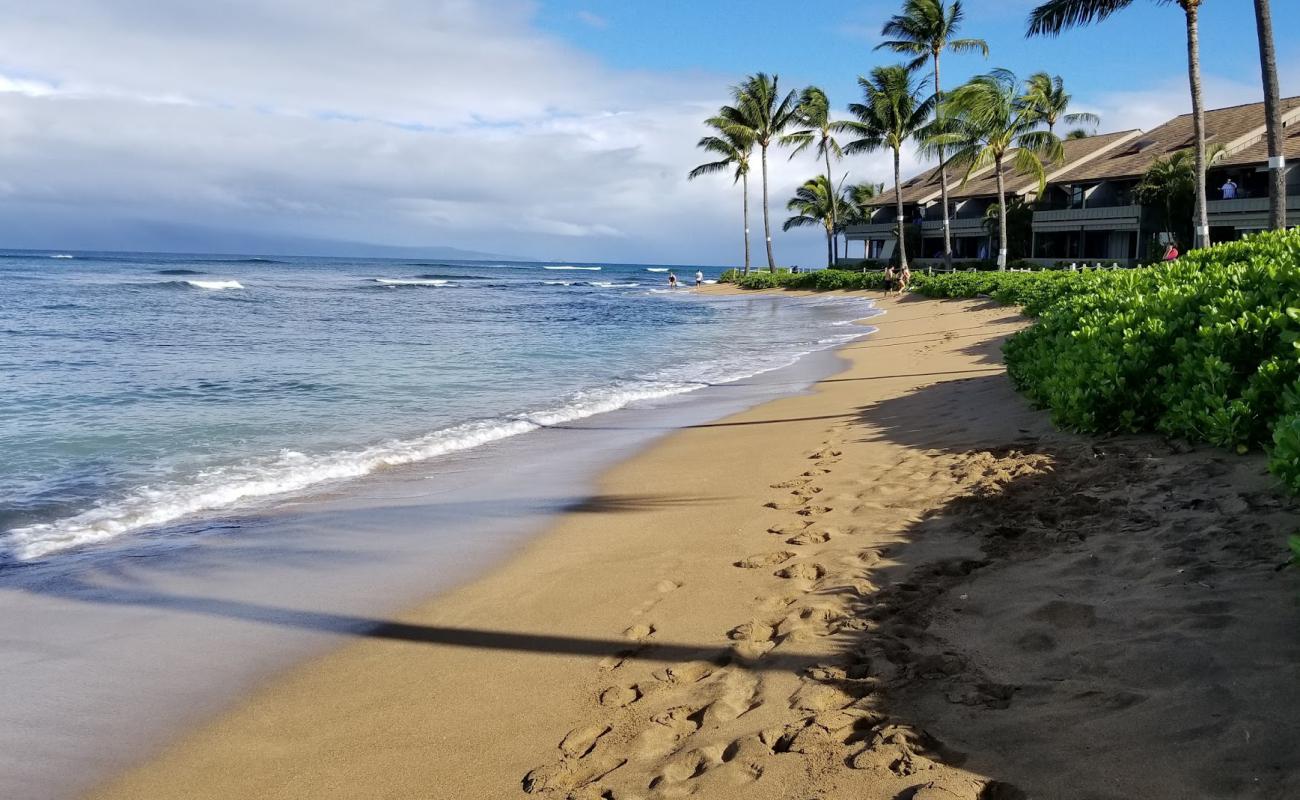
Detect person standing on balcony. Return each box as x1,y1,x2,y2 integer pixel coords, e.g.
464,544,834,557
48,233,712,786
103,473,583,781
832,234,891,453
1221,177,1239,200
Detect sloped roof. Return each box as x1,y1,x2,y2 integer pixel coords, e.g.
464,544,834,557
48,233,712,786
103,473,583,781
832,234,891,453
947,129,1141,200
1052,96,1300,183
1214,122,1300,168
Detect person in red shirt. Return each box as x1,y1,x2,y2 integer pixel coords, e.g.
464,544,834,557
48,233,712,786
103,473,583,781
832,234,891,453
1163,243,1180,262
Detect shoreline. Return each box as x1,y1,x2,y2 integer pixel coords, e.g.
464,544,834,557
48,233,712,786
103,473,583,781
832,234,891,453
85,294,1300,799
0,290,881,800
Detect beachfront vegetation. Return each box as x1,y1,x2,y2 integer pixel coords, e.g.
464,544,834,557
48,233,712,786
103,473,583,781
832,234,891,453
843,66,936,271
783,176,853,268
1022,72,1099,134
688,118,756,274
782,88,850,266
927,230,1300,496
876,0,989,267
722,268,891,292
718,74,801,271
927,69,1063,271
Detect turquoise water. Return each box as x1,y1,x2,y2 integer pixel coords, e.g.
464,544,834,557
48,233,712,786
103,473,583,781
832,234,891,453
0,251,877,563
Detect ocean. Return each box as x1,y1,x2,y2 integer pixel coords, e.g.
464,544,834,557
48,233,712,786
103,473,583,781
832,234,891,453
0,250,879,565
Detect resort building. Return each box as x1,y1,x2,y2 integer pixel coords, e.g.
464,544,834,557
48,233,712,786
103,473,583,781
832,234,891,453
846,97,1300,265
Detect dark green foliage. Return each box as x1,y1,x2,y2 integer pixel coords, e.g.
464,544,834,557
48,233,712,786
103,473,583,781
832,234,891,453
726,268,890,291
997,230,1300,491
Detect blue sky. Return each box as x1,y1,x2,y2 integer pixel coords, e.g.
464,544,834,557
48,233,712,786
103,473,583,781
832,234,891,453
0,1,1293,266
536,0,1297,111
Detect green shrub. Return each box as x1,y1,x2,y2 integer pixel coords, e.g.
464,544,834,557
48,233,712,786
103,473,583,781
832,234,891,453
729,268,889,292
999,230,1300,490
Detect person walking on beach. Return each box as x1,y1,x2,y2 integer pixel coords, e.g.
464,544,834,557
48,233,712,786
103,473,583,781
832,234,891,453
898,263,912,295
883,265,898,297
668,271,678,289
694,270,704,287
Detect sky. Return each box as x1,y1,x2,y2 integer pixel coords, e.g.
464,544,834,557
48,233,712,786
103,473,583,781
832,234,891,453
0,0,1295,266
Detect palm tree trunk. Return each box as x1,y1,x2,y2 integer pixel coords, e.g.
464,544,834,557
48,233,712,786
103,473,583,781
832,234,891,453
1254,0,1286,230
894,148,908,270
761,144,776,271
995,156,1009,271
934,52,954,269
825,226,834,268
1184,1,1210,250
824,147,837,267
742,172,751,275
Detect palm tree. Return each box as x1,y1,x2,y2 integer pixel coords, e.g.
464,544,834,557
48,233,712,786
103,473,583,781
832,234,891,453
929,69,1063,270
877,0,989,269
720,74,801,271
1253,0,1285,230
783,175,849,267
1023,72,1100,134
782,87,850,265
1066,127,1093,140
844,66,936,270
842,182,887,259
1027,0,1212,251
688,116,756,274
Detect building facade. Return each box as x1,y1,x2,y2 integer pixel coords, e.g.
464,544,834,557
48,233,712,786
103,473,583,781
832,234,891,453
845,97,1300,266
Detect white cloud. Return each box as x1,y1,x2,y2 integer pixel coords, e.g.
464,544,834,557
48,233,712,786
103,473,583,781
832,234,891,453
0,0,1049,266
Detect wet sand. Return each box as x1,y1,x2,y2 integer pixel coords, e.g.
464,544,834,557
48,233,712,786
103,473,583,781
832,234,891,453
85,294,1300,800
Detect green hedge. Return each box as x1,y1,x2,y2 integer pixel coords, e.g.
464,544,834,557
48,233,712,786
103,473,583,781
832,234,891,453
724,268,890,291
998,230,1300,492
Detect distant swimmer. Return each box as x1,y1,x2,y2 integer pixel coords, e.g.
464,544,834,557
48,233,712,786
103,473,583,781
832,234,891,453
668,271,678,289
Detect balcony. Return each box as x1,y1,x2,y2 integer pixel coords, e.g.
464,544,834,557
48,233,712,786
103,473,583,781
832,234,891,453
1033,204,1143,232
921,217,988,237
843,221,903,239
1207,195,1300,214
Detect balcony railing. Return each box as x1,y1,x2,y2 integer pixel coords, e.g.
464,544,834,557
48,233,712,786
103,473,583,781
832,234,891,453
1207,196,1300,215
1033,204,1142,223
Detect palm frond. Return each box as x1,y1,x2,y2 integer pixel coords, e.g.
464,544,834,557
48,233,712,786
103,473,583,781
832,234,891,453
1026,0,1143,37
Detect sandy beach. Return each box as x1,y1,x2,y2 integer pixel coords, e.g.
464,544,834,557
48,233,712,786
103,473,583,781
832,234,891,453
85,293,1300,800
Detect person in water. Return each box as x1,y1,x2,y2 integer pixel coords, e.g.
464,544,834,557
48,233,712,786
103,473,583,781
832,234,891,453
668,272,678,289
694,270,704,287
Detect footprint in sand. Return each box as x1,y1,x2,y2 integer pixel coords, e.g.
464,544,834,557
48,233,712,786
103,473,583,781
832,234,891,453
623,622,657,641
767,520,813,536
764,496,807,511
734,551,797,569
770,477,812,489
652,661,715,686
796,505,833,517
559,723,612,759
787,530,831,546
599,685,640,708
775,563,826,581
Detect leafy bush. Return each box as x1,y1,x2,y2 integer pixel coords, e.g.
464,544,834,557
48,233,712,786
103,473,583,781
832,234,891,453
729,268,890,292
1000,230,1300,490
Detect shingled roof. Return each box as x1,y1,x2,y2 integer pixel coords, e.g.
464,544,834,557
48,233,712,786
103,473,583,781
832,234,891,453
947,129,1142,200
1052,96,1300,184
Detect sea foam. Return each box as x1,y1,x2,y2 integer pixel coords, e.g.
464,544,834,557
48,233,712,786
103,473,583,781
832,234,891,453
186,280,244,290
373,278,449,287
1,308,879,562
